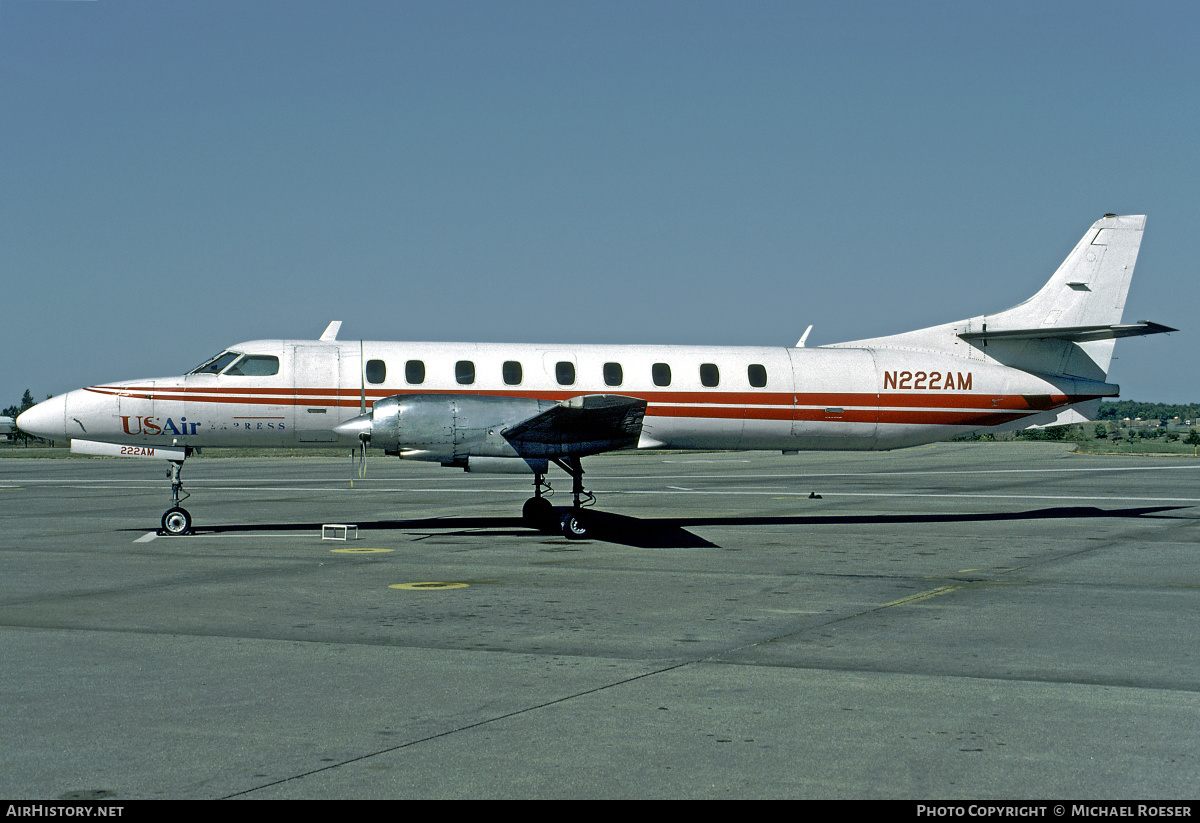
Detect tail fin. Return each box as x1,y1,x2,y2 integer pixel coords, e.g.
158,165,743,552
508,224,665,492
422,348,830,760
982,213,1144,334
830,214,1173,381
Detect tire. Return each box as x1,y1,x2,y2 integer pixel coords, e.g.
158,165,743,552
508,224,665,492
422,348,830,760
559,510,590,540
161,507,192,536
522,496,554,527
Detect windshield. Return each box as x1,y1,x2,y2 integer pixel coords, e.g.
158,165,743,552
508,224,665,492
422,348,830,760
188,351,242,375
223,355,280,376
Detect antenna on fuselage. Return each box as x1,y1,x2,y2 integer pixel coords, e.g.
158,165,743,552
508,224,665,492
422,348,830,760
320,321,342,341
796,325,813,347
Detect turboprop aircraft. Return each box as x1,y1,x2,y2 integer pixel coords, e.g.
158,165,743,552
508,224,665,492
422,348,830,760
17,214,1174,539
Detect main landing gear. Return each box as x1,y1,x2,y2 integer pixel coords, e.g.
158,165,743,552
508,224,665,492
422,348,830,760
521,456,596,540
159,457,194,536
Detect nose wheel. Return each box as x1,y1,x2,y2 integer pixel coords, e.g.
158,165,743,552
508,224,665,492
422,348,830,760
157,458,194,536
161,506,192,536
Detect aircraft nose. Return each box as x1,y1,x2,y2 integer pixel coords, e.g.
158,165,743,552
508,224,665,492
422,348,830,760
16,394,68,441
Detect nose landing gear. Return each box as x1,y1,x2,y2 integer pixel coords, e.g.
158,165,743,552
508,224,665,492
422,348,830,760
158,458,193,536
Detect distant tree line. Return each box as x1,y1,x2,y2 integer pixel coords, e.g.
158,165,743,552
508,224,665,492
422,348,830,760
1096,400,1200,422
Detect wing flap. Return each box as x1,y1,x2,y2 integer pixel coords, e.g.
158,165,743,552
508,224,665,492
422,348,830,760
502,394,647,457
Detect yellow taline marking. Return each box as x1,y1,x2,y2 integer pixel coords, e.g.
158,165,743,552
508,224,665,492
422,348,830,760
389,582,469,590
330,547,393,554
879,585,962,608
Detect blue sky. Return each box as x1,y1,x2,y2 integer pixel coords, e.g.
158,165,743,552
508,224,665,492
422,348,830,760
2,1,1196,406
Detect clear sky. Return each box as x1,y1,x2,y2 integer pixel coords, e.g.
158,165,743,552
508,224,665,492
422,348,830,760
2,1,1196,406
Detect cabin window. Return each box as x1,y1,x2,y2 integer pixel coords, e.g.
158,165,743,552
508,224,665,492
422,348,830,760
652,362,671,387
365,360,386,384
223,355,280,377
556,361,575,386
456,360,475,385
405,360,425,384
503,361,523,385
189,351,240,375
603,362,623,387
747,364,767,388
700,363,720,387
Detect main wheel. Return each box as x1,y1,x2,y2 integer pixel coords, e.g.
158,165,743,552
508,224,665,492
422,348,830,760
161,506,192,536
559,510,590,540
522,496,554,528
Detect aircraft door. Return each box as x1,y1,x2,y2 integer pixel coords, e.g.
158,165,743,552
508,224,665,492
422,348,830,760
293,346,341,442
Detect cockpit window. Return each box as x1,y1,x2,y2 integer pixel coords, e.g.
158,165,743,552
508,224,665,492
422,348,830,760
189,351,241,375
223,355,280,376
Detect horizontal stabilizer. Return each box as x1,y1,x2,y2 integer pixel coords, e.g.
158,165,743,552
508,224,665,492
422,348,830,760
958,321,1176,344
503,394,647,457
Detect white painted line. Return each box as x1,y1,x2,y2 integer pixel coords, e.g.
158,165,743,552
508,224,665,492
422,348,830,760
606,464,1200,481
134,532,158,543
618,489,1200,504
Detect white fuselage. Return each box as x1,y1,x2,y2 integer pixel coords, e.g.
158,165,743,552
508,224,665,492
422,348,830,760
28,338,1114,456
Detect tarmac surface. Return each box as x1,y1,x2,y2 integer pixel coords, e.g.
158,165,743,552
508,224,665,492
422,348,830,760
0,442,1197,799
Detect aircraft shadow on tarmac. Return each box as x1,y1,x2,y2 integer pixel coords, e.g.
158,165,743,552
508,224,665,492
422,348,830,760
159,505,1190,550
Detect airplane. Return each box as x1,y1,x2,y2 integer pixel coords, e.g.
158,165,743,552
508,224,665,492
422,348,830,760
16,214,1175,539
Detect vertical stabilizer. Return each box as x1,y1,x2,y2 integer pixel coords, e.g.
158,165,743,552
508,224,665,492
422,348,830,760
828,215,1157,381
982,213,1144,333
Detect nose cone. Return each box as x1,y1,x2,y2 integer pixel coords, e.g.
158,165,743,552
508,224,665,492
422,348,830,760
16,394,68,440
334,413,373,440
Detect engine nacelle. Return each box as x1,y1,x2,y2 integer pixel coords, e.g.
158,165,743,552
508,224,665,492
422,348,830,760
346,394,554,463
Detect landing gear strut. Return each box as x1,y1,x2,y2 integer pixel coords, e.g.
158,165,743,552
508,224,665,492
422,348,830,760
522,472,554,527
520,456,596,539
553,456,594,540
158,458,193,536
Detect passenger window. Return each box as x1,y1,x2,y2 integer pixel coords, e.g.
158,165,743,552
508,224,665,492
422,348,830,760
556,361,575,386
748,364,767,388
405,360,425,384
503,361,522,385
603,362,623,387
365,360,386,384
700,363,719,387
652,363,671,387
456,360,475,385
224,355,280,376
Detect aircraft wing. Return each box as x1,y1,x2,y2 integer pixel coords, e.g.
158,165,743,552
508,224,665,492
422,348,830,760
502,394,647,458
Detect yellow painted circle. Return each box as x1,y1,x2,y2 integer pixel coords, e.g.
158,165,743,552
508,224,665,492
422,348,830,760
389,582,470,590
330,548,394,554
